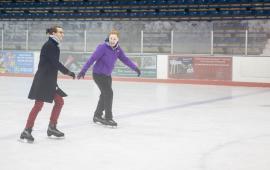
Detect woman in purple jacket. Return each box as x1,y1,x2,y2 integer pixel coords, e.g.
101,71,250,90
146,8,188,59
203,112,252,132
77,29,141,126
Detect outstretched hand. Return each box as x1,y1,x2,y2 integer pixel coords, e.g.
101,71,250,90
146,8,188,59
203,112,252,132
134,67,141,77
67,71,75,79
77,71,85,79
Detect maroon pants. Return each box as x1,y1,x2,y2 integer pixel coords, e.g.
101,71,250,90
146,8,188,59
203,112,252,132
25,93,64,129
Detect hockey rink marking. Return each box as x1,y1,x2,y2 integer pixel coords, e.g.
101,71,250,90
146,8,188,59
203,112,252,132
116,88,270,119
0,89,269,141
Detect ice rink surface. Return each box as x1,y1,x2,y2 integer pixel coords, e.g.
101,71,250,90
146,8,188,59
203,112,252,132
1,76,270,170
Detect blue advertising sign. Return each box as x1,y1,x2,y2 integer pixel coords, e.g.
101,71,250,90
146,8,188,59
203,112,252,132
0,51,34,74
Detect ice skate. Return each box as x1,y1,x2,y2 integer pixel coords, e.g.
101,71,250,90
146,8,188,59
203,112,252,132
47,124,65,138
19,128,34,143
93,116,117,127
103,118,117,127
93,115,107,124
93,115,113,127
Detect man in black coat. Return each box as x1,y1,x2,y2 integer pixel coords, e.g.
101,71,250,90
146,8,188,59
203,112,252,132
20,26,75,142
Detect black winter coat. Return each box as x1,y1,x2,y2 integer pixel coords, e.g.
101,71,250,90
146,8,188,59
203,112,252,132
28,37,69,103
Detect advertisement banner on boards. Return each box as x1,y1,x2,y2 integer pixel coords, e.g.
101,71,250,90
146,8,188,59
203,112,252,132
168,55,232,80
112,55,156,78
60,52,157,78
0,51,34,74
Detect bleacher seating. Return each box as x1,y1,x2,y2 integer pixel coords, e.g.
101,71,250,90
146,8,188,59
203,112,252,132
0,0,270,21
1,0,270,55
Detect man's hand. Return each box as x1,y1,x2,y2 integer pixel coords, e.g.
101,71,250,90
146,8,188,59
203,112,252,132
134,67,141,77
67,71,75,79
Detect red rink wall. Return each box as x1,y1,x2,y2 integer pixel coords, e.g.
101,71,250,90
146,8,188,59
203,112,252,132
167,55,232,81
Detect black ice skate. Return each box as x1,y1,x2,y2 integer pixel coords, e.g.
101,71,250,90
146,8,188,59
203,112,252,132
93,115,106,124
104,118,117,127
93,116,117,127
47,124,65,138
19,128,34,143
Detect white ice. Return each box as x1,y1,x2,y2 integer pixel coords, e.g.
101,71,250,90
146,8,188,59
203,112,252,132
1,76,270,170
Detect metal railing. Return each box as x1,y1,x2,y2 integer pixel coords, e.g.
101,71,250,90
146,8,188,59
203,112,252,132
0,29,269,56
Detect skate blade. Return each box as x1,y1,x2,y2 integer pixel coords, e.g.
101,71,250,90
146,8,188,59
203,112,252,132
109,125,117,129
94,122,117,128
101,124,117,128
47,136,65,140
104,124,117,128
93,121,106,126
17,138,34,144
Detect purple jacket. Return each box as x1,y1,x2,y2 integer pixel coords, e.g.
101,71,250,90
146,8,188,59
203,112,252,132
81,43,137,76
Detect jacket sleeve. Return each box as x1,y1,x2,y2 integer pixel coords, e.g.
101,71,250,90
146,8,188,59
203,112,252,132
81,44,104,73
46,44,70,75
118,47,137,70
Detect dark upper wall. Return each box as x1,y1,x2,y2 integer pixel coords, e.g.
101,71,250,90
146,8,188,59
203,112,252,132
0,0,270,21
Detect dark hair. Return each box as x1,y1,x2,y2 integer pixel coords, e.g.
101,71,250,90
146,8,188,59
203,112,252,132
46,26,62,35
46,28,52,35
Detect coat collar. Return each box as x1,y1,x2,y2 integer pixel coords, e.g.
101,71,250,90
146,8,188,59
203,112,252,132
49,37,59,46
105,41,119,51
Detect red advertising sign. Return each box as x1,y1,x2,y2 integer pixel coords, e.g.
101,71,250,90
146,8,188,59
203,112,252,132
168,56,232,80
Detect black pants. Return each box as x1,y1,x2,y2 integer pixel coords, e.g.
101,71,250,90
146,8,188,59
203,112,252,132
93,73,113,119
